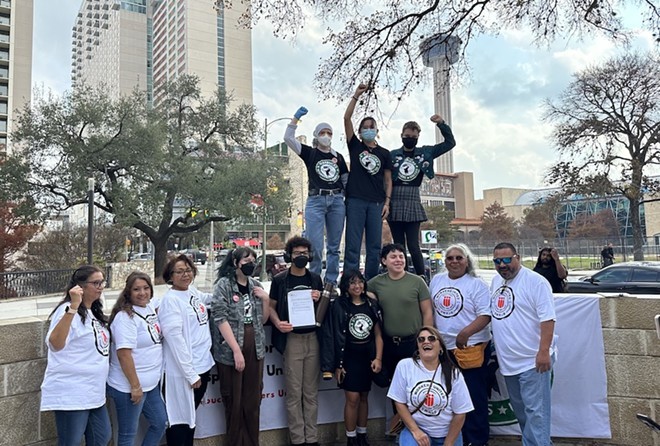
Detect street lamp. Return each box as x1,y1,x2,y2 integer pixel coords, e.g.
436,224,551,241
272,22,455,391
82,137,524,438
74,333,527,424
260,116,290,281
87,178,94,264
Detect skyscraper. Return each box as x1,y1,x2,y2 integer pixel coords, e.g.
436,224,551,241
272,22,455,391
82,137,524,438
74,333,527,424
1,0,33,156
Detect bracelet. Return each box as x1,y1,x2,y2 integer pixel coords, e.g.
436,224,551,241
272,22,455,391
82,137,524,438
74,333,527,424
352,96,359,101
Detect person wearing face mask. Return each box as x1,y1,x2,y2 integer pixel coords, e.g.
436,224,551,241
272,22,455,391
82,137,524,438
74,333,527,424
284,108,349,285
344,83,393,280
269,236,324,446
208,248,270,446
389,116,456,281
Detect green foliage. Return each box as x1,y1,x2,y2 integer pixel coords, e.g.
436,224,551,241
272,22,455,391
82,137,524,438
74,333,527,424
520,195,561,240
2,75,289,278
422,205,457,244
480,202,515,242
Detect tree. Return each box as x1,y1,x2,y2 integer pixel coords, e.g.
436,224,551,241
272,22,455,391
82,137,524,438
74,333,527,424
2,75,290,280
567,209,619,240
0,202,40,272
521,195,561,240
480,202,515,242
422,205,456,245
544,53,660,260
230,0,659,104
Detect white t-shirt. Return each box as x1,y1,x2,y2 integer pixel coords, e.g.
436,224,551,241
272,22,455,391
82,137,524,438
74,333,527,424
107,303,163,392
159,286,214,382
41,304,110,411
429,273,491,350
388,358,474,438
490,266,557,375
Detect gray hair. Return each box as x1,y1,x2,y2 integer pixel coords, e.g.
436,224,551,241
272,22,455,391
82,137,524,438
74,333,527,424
445,243,478,277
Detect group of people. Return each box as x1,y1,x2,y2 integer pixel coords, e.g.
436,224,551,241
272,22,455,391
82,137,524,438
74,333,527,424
40,84,558,446
284,83,456,285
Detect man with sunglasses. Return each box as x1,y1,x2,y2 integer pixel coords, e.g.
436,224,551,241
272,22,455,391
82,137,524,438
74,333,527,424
490,242,557,446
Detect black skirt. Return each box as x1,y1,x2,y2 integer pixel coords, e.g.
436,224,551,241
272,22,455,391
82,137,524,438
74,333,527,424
340,342,374,392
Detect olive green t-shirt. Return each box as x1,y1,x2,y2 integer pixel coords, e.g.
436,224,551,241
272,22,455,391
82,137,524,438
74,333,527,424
367,272,430,337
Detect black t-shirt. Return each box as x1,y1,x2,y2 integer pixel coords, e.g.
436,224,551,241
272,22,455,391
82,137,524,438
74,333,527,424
299,145,349,191
392,149,425,187
533,265,565,293
345,135,392,202
346,301,377,344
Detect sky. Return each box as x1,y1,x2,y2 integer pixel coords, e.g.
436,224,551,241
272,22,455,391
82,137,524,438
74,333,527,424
31,1,656,199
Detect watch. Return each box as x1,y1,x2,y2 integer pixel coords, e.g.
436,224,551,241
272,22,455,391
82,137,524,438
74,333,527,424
65,306,78,314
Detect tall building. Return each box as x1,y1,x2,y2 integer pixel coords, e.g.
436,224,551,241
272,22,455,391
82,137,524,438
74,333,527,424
151,0,252,105
1,0,33,156
72,0,150,101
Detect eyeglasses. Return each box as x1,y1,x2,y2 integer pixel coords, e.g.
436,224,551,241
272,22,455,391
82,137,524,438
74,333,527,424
445,255,464,262
173,269,193,275
292,251,309,256
493,257,514,265
417,335,438,343
349,279,364,285
86,280,106,289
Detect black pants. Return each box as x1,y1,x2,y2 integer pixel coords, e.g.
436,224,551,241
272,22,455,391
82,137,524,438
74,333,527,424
165,370,211,446
388,221,424,275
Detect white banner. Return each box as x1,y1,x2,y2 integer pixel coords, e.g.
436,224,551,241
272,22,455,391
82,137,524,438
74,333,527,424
194,295,610,439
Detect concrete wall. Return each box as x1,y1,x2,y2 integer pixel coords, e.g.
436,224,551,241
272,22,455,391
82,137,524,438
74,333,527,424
1,297,657,445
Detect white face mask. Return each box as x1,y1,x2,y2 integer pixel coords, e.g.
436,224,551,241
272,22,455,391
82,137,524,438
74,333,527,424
317,135,332,147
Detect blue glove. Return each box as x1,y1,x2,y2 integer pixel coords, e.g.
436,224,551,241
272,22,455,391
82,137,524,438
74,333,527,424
294,106,308,120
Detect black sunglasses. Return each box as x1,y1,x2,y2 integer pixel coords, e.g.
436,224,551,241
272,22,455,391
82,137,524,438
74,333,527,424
417,335,438,343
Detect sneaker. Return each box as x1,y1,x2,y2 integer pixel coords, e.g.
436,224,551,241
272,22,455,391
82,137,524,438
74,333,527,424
357,432,370,446
346,437,359,446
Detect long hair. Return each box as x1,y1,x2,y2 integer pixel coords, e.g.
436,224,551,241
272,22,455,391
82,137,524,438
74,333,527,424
338,269,368,300
444,243,478,277
49,265,107,325
412,325,457,395
216,247,257,282
109,271,154,324
534,247,555,270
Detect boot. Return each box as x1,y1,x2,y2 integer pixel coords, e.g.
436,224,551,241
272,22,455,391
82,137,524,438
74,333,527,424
346,436,359,446
357,432,370,446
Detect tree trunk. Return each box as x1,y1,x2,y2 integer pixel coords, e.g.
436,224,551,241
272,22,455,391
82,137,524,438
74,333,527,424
152,236,170,284
629,165,645,261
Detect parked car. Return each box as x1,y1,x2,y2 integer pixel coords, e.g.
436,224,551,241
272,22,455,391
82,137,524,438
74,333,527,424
253,253,288,280
215,249,231,264
565,262,660,295
181,249,208,265
129,252,153,261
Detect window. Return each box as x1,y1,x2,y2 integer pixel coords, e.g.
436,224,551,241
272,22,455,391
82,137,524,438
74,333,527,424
594,268,630,283
0,67,7,78
0,32,8,43
0,119,6,132
0,101,7,113
0,50,8,61
0,84,7,95
0,14,9,25
631,269,660,282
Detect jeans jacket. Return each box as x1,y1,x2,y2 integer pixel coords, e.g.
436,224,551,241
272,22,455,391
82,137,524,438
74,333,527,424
208,276,267,366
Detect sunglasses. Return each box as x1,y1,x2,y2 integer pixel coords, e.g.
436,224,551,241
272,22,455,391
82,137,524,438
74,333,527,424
417,335,438,343
493,257,514,265
445,255,464,261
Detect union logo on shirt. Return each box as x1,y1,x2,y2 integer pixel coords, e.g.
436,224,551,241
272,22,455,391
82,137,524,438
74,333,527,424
410,380,449,416
432,287,464,318
189,295,209,325
91,318,110,356
315,159,340,183
397,158,421,182
145,314,163,344
491,286,515,320
349,313,373,340
359,151,381,175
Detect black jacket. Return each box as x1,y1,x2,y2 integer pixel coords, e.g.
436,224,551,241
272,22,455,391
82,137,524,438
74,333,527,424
320,294,383,373
269,269,324,355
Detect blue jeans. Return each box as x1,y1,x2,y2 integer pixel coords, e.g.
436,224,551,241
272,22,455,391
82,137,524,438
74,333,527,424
344,197,384,280
53,405,111,446
503,357,554,446
107,384,168,446
304,193,345,285
399,427,463,446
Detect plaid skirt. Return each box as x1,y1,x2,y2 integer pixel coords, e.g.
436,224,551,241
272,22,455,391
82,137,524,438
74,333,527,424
388,185,427,223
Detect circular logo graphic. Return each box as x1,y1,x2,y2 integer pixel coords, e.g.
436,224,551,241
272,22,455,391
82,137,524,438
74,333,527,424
144,314,163,344
432,287,464,318
349,313,373,340
92,319,110,356
190,295,209,325
410,380,448,416
315,159,340,183
397,158,420,182
359,151,381,175
491,286,515,320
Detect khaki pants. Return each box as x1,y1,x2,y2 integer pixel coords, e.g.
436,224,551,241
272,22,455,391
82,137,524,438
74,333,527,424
284,331,320,444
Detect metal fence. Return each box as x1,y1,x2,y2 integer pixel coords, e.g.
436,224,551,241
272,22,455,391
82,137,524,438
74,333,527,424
0,266,113,300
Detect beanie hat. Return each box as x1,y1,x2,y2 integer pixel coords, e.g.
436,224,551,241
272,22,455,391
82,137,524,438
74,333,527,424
313,122,333,138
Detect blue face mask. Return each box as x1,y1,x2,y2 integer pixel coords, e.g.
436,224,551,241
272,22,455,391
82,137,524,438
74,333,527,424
360,129,377,142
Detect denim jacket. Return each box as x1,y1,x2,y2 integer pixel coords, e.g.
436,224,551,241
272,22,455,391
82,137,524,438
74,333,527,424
390,122,456,184
208,276,267,365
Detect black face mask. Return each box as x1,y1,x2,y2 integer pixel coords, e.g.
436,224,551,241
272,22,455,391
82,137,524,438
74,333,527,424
239,262,256,276
292,255,309,269
402,137,418,149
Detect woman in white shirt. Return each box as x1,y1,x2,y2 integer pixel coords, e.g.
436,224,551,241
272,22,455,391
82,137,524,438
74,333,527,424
388,326,474,446
107,272,167,446
159,254,214,446
40,265,112,446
